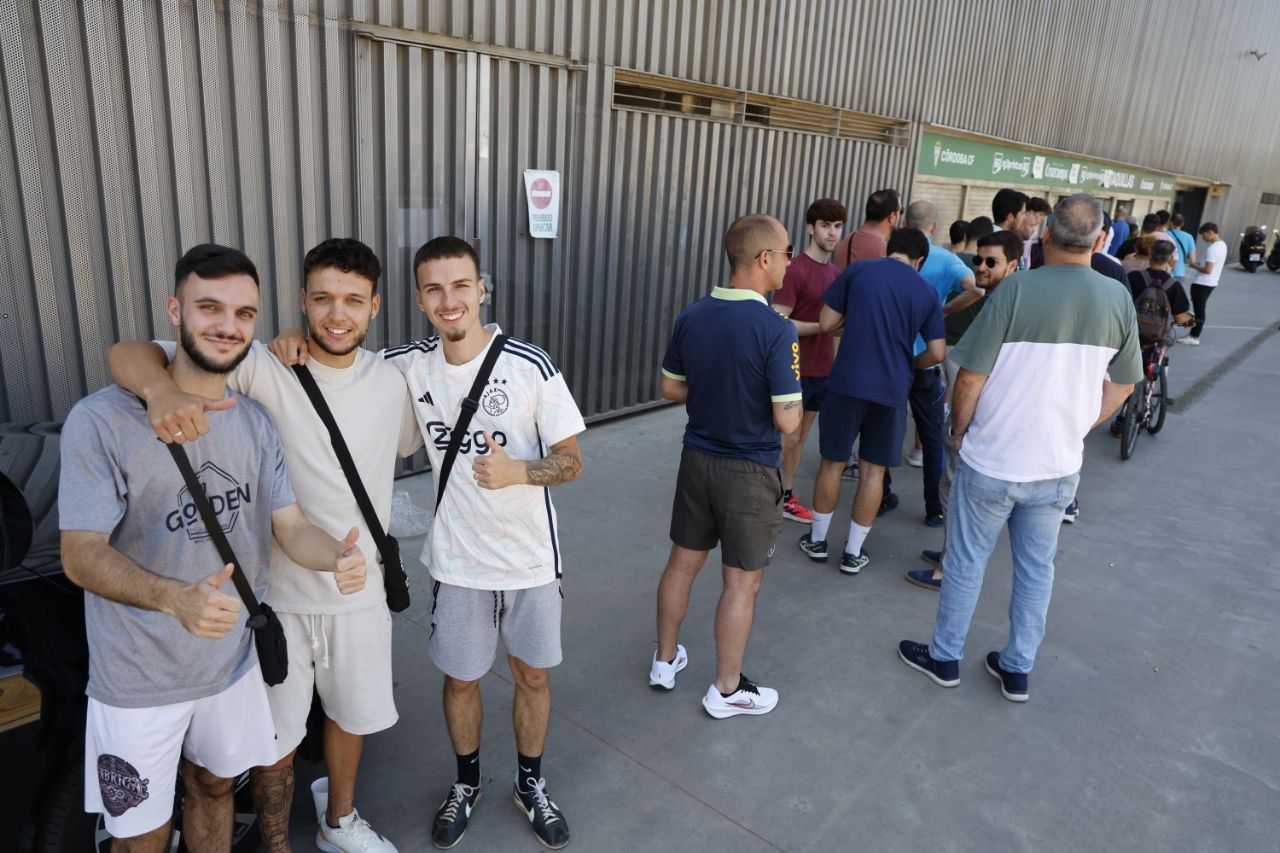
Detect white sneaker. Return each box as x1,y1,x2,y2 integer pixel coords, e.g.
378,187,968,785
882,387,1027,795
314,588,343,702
317,808,399,853
905,448,923,468
311,777,329,825
701,676,779,719
1179,336,1201,346
649,644,688,689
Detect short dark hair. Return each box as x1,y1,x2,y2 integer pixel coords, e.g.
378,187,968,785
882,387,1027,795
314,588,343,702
1141,213,1161,232
1199,222,1219,235
413,236,480,282
992,188,1030,224
949,219,969,245
174,243,259,294
725,215,780,271
865,189,901,223
806,198,848,226
303,238,382,292
1155,209,1171,225
1171,212,1185,228
887,227,930,263
967,216,995,241
1027,196,1052,215
1150,239,1176,265
976,230,1024,262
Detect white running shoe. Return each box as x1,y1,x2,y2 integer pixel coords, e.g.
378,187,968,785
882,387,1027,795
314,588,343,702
701,675,779,719
317,808,399,853
649,644,688,689
905,448,924,468
1179,336,1200,346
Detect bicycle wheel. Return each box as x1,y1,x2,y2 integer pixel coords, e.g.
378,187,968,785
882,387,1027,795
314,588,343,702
1147,366,1168,434
1120,381,1144,459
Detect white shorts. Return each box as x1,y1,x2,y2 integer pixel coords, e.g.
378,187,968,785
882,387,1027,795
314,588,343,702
85,662,277,839
266,605,398,762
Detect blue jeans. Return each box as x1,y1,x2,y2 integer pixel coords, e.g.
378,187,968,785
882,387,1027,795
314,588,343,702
929,458,1079,673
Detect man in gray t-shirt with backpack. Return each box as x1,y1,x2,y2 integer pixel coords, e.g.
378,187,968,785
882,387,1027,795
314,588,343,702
60,244,368,851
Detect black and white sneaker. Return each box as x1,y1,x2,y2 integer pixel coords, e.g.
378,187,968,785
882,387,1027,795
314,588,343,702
513,777,570,849
431,782,482,849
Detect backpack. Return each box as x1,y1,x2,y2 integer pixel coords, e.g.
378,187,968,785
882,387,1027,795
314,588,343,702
1133,270,1174,344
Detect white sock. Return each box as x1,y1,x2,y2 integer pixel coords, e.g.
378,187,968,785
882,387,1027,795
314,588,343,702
847,520,872,556
812,511,833,543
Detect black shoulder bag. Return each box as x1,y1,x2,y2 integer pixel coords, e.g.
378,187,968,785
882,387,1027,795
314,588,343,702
435,334,508,509
164,442,289,685
291,364,410,612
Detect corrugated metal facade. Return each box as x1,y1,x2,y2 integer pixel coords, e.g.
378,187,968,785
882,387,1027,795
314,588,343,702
4,0,1280,422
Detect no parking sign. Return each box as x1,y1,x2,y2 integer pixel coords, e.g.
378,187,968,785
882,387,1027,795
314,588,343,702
523,169,561,239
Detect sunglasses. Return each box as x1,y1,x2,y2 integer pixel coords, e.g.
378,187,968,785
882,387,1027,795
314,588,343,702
971,256,1001,269
756,244,795,260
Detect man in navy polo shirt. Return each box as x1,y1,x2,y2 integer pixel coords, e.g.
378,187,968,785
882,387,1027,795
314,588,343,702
651,214,802,720
799,228,946,573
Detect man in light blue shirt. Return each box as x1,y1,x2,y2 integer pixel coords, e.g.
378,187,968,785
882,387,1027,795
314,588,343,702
1168,212,1196,279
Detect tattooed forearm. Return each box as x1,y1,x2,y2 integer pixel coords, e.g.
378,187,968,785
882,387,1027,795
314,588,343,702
526,452,582,486
250,764,295,853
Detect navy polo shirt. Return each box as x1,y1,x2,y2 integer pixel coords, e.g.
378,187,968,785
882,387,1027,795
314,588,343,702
822,258,945,408
661,286,802,468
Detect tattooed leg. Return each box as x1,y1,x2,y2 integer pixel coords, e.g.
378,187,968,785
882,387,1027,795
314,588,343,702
250,751,296,853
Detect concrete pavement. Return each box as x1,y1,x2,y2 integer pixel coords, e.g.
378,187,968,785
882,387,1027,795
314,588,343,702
287,265,1280,853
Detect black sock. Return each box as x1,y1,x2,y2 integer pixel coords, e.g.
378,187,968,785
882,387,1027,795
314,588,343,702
517,753,542,791
783,488,793,501
456,749,480,788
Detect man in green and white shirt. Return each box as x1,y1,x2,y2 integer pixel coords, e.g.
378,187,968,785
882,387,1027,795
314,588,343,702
898,194,1142,702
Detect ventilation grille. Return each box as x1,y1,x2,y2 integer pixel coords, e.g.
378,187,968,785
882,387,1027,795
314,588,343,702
1261,191,1280,206
612,69,909,145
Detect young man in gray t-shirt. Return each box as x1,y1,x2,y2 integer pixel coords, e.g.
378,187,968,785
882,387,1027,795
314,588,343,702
60,245,369,850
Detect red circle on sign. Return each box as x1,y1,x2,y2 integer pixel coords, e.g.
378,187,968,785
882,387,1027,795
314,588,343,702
530,178,553,210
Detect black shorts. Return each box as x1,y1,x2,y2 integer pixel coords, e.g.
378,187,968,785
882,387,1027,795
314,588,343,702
800,376,827,413
669,446,783,571
817,392,907,467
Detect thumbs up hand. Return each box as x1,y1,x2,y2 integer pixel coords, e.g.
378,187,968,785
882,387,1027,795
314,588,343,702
472,432,524,489
333,527,367,595
170,564,242,638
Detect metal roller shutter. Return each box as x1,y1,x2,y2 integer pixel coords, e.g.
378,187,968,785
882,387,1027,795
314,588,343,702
913,179,966,239
964,185,998,221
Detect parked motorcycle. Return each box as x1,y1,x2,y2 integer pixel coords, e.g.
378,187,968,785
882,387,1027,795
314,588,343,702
1266,231,1280,272
1239,226,1267,272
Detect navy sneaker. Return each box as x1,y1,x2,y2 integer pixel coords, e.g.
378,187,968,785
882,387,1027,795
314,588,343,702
1062,499,1079,524
924,511,944,528
877,492,900,517
798,532,829,562
513,778,570,849
897,641,959,687
839,550,869,575
905,569,941,591
841,463,859,481
432,782,482,849
985,652,1029,702
920,549,942,568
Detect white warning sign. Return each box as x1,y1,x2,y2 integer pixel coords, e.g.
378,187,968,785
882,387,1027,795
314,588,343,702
523,170,561,239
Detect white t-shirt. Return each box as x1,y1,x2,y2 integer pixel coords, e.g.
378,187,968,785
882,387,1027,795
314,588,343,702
159,341,423,613
382,325,586,591
1193,239,1227,287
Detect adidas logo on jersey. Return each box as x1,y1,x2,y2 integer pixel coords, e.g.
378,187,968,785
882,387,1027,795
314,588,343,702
418,391,433,405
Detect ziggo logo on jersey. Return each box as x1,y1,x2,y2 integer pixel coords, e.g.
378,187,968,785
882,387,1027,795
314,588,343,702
424,422,509,454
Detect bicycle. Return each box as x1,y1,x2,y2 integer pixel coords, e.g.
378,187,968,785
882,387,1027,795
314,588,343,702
1118,322,1192,460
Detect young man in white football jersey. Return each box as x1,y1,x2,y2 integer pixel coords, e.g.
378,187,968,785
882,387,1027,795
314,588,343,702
380,237,586,850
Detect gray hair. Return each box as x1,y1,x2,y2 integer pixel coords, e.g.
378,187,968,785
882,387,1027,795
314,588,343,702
904,200,937,232
1046,194,1104,252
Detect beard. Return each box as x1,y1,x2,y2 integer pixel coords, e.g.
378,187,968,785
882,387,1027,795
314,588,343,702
179,324,251,375
439,325,468,342
308,319,368,357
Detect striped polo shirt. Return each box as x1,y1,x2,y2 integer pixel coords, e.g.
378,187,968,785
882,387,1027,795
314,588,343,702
950,263,1143,482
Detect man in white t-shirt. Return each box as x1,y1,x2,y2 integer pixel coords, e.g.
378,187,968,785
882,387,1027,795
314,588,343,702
108,239,422,853
1181,222,1227,346
379,236,585,850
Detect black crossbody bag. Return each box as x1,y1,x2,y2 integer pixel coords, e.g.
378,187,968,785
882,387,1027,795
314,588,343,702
435,335,509,509
164,442,289,685
291,364,410,612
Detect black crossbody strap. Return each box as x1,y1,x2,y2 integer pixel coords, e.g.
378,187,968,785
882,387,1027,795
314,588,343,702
291,365,392,561
436,334,509,509
164,442,266,626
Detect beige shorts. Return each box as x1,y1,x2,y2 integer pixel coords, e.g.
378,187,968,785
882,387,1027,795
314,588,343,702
265,605,398,761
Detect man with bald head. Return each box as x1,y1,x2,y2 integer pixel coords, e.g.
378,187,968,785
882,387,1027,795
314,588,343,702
652,214,802,719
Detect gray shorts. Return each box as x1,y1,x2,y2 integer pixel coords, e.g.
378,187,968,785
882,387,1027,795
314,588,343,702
428,580,563,681
669,445,784,571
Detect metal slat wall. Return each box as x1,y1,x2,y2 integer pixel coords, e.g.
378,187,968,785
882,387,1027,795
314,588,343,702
5,0,1280,423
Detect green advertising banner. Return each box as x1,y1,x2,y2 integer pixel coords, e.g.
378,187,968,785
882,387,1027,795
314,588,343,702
918,129,1177,196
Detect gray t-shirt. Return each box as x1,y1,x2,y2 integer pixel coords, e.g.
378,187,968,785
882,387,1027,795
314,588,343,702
59,384,294,708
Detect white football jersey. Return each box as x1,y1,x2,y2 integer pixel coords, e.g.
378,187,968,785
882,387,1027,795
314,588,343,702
382,325,586,590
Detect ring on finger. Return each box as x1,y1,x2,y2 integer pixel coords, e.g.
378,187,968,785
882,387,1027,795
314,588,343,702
172,430,184,438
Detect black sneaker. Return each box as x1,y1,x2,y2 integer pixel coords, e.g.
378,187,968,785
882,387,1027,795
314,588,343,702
985,651,1029,702
920,549,942,568
897,640,959,687
513,778,570,849
797,532,829,562
924,511,944,528
877,492,899,517
431,782,482,849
